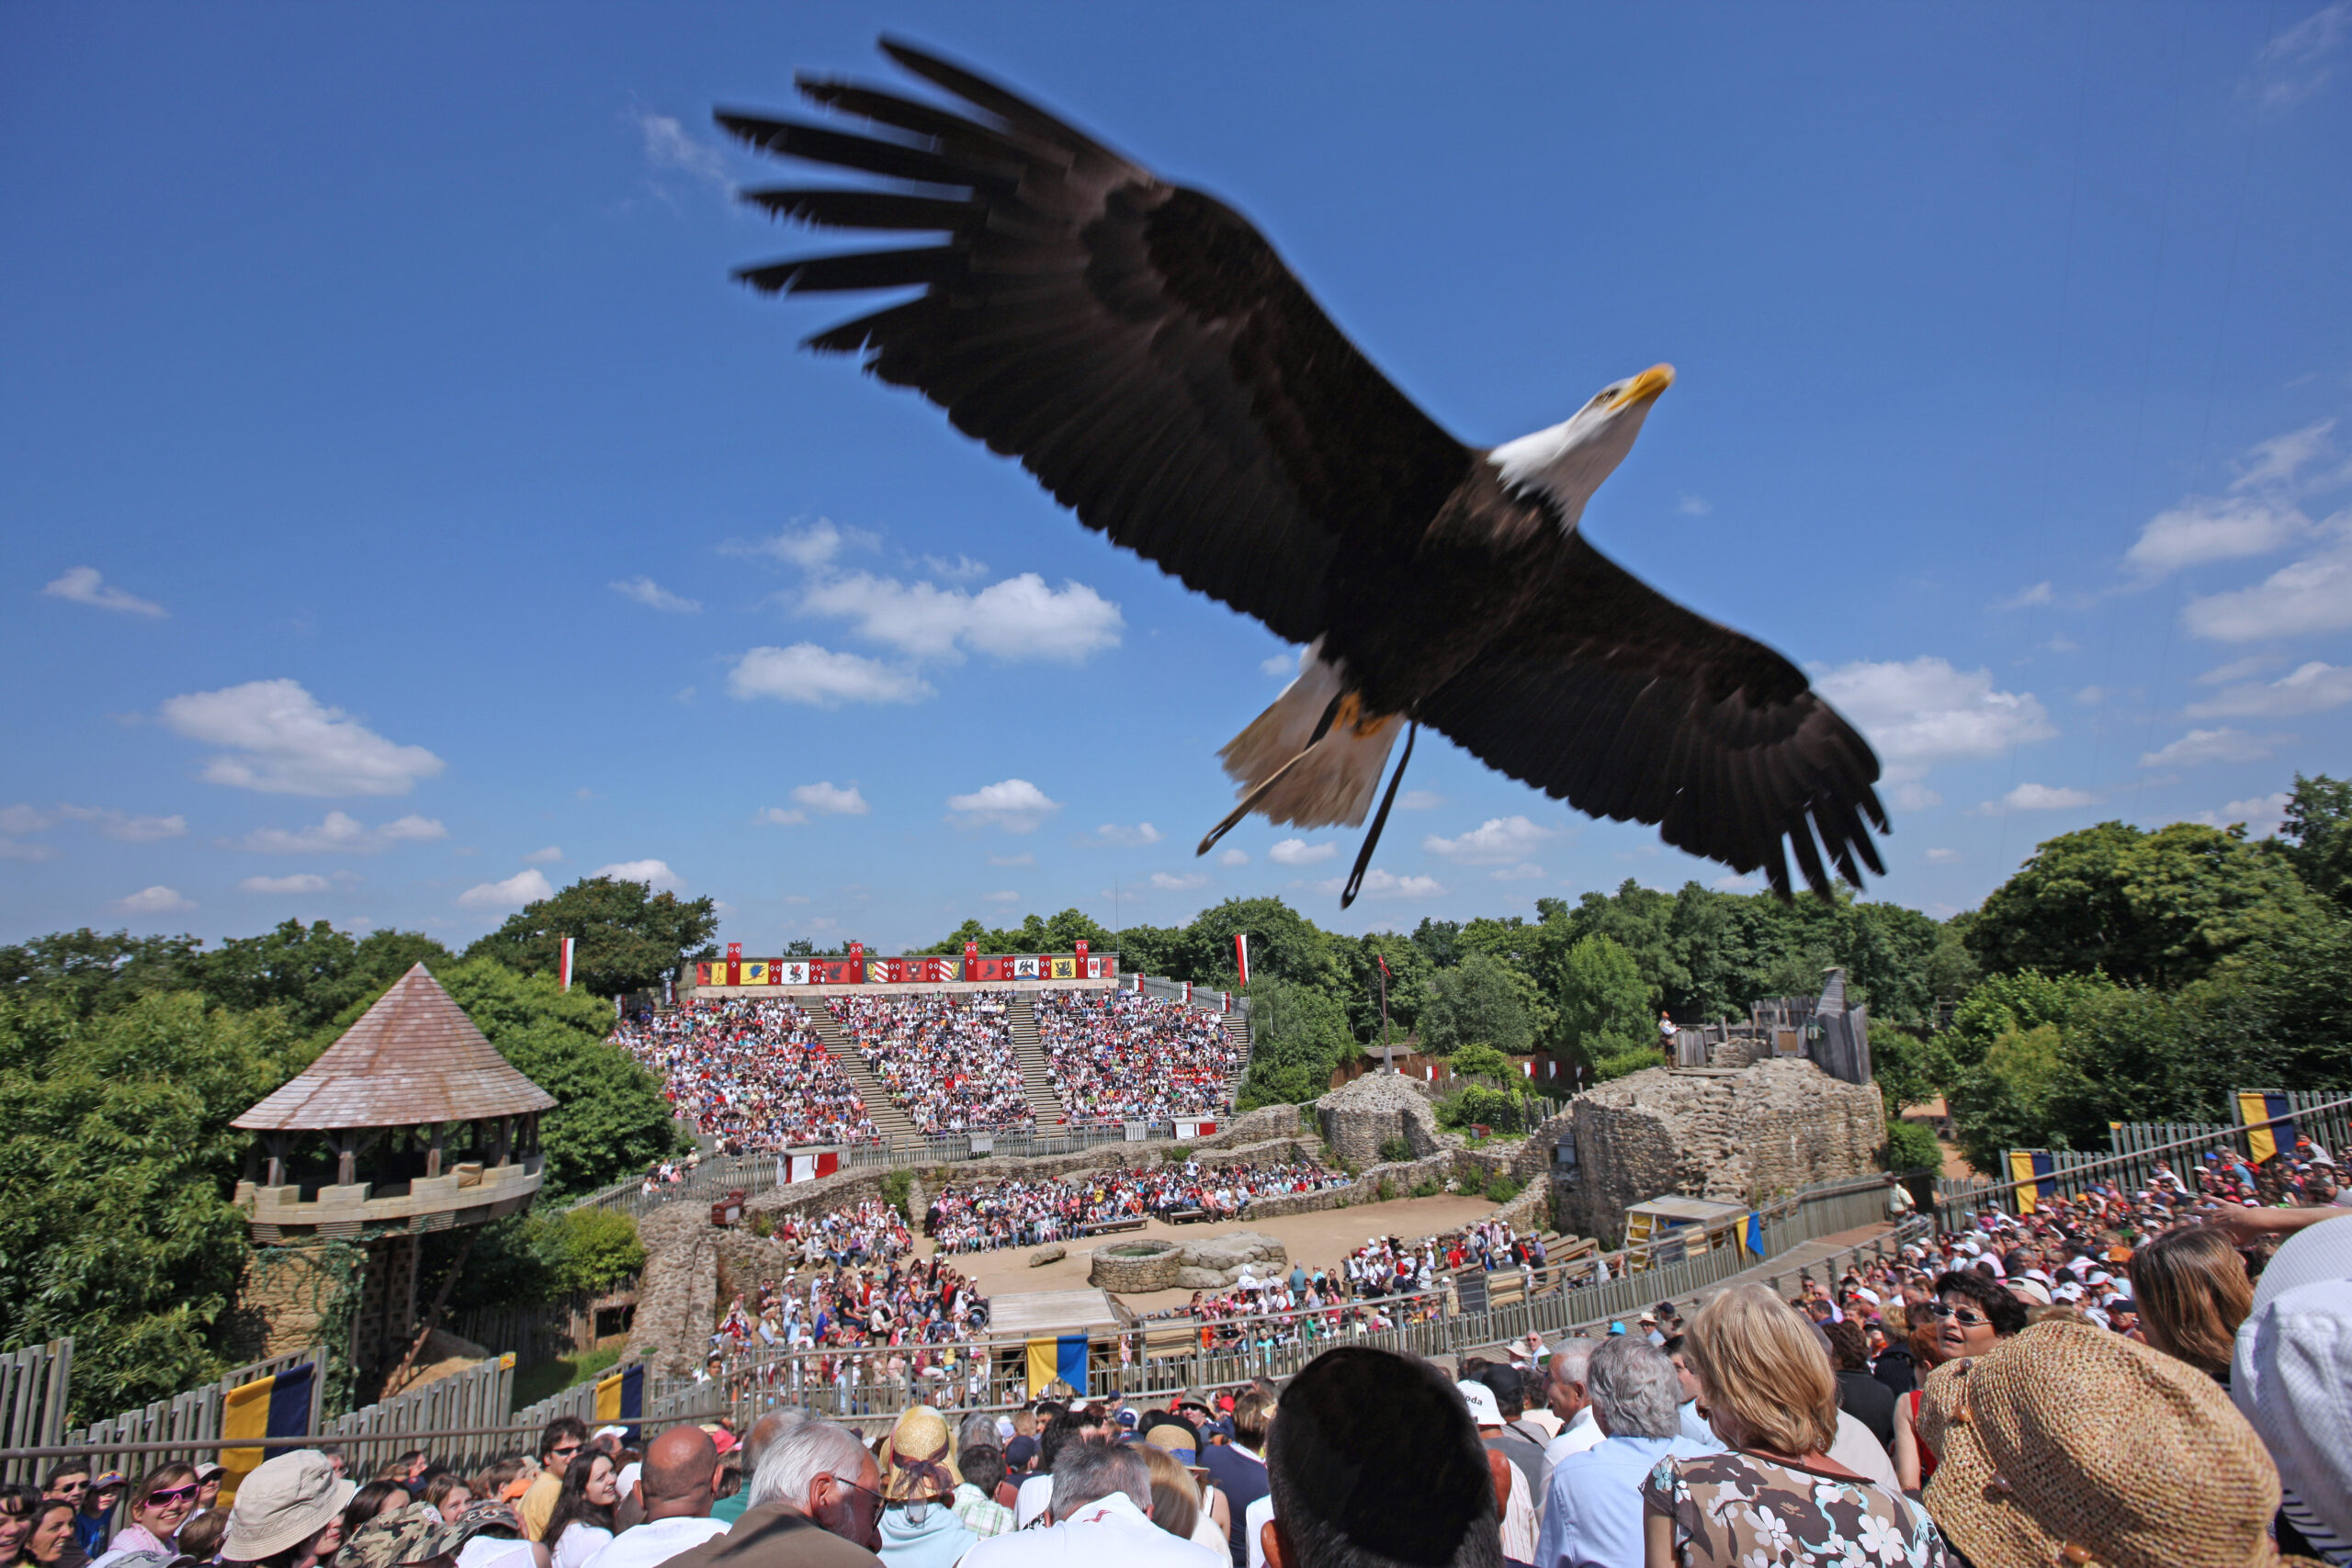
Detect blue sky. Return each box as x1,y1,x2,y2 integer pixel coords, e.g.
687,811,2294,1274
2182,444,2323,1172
5,3,2350,953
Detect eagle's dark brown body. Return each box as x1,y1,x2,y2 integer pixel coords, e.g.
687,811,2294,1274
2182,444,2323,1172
723,40,1888,900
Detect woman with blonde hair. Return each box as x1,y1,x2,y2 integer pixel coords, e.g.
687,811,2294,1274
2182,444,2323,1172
1640,1284,1947,1566
2129,1223,2253,1382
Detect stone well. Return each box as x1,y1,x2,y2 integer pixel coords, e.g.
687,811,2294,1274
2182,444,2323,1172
1089,1239,1183,1292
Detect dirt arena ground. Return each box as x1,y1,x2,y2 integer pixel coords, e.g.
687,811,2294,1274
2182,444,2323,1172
940,1193,1501,1314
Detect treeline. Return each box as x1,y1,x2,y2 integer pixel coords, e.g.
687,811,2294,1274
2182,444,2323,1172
0,876,708,1419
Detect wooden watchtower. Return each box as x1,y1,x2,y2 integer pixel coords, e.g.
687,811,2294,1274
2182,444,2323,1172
232,963,556,1385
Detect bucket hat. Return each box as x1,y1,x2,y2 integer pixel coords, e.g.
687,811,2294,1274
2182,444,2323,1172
222,1451,357,1562
1922,1317,2309,1567
879,1405,957,1504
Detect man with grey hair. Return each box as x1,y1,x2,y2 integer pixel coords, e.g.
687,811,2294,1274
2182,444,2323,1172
659,1417,881,1568
712,1411,810,1529
1532,1337,1715,1568
963,1440,1217,1568
1540,1338,1602,1473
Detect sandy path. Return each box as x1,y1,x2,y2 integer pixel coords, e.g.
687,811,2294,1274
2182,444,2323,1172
935,1193,1501,1314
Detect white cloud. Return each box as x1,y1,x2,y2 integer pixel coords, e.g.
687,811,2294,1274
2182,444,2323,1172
2186,660,2352,718
1396,791,1446,811
1148,871,1210,891
1994,580,2054,610
1310,868,1445,899
112,885,194,915
801,571,1123,662
757,807,807,826
1216,848,1250,867
1979,783,2103,813
727,644,933,706
2139,728,2281,769
595,858,684,892
2184,532,2352,642
989,852,1035,867
58,806,187,842
1261,653,1296,677
633,109,734,193
233,811,447,854
2127,495,2316,576
2249,3,2351,107
610,576,701,613
1090,822,1163,846
947,778,1061,833
791,781,870,817
731,518,879,570
43,566,167,618
1424,815,1559,864
1925,848,1962,864
0,837,62,861
980,889,1022,904
922,553,990,581
1890,781,1943,811
1270,838,1338,865
0,806,51,835
2195,655,2275,686
1712,872,1762,891
523,845,563,863
239,873,332,895
1816,659,2056,769
160,679,444,795
1490,863,1547,881
2188,791,2294,836
458,868,555,910
2234,418,2337,491
1679,495,1713,516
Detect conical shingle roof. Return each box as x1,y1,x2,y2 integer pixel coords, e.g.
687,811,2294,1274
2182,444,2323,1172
233,963,557,1131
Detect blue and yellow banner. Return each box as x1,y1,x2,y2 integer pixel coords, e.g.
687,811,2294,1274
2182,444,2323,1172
2008,1149,2054,1214
1736,1212,1765,1258
2239,1092,2295,1165
218,1360,315,1500
594,1362,644,1444
1024,1334,1088,1396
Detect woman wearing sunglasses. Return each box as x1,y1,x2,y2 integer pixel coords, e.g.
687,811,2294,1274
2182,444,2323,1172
89,1466,200,1568
1892,1271,2027,1495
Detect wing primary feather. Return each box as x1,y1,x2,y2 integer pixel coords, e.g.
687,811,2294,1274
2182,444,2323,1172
741,188,978,231
876,39,1114,152
736,247,958,295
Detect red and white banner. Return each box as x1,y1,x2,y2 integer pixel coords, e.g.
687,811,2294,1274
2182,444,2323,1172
1233,933,1250,986
558,936,575,992
726,942,742,987
784,1150,842,1184
1174,1119,1220,1140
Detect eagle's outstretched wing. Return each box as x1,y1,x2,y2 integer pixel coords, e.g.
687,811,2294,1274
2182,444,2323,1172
723,39,1470,646
1416,531,1887,899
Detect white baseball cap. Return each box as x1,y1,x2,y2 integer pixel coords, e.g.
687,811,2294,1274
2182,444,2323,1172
1455,1380,1503,1427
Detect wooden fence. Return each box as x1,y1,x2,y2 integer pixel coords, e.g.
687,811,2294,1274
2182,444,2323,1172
62,1349,320,1483
0,1341,73,1483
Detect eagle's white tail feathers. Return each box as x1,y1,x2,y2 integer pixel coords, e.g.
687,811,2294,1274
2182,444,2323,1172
1217,642,1399,829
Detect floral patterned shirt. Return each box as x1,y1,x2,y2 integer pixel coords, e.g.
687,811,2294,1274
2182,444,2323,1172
1641,1450,1948,1567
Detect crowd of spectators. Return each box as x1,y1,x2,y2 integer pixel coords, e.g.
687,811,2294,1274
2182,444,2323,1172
827,995,1035,1137
1032,992,1242,1126
612,1000,876,1150
922,1159,1350,1254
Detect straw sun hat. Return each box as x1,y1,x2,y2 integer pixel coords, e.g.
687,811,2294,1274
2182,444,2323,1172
221,1450,357,1562
1921,1316,2319,1567
879,1405,958,1505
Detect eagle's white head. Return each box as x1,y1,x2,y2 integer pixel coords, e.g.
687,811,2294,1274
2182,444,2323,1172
1487,362,1674,524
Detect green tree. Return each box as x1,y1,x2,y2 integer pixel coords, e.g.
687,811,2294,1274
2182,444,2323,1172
1414,952,1533,1058
466,876,719,997
1236,976,1356,1106
0,990,292,1419
1945,1023,2091,1170
1969,821,2323,988
426,961,681,1196
2281,772,2352,914
203,921,457,1032
1554,934,1653,1065
0,929,208,1017
1450,1043,1513,1081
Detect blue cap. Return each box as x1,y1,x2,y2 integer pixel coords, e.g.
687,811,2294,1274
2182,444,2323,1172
1607,1321,1628,1336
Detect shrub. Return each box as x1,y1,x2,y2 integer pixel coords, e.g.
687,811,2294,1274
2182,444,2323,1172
1883,1117,1944,1174
1589,1045,1661,1084
1165,1146,1192,1165
749,1210,774,1238
1377,1134,1413,1164
1483,1171,1522,1204
879,1169,913,1218
1436,1083,1522,1132
1375,1179,1396,1202
1410,1177,1442,1198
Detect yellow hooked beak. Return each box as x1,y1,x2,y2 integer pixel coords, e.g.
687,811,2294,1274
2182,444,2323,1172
1619,363,1675,408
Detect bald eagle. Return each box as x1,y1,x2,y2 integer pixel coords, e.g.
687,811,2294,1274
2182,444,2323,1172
722,40,1887,907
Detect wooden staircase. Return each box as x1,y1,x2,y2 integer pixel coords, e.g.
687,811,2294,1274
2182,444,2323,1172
1001,994,1069,1128
1221,1011,1254,1111
801,1002,917,1144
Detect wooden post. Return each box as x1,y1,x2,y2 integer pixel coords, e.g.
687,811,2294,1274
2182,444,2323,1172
426,1122,444,1179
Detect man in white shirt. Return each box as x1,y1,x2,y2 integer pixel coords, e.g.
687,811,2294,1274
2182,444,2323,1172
963,1443,1218,1568
1540,1338,1603,1473
584,1427,731,1568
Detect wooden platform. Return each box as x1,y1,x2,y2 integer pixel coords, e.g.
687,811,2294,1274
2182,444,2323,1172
986,1288,1134,1338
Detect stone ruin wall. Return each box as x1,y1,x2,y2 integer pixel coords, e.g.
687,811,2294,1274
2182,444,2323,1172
1550,1057,1885,1243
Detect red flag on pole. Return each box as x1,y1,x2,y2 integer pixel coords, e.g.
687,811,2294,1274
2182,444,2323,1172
559,936,575,992
1376,953,1391,979
1234,933,1250,987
